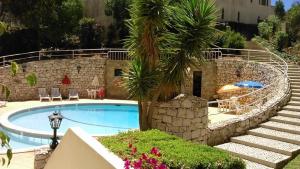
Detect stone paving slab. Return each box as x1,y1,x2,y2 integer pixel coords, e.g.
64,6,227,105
271,116,300,126
215,143,290,168
244,160,273,169
260,121,300,135
232,135,300,156
283,105,300,111
278,110,300,118
288,101,300,106
248,128,300,145
291,96,300,101
0,152,34,169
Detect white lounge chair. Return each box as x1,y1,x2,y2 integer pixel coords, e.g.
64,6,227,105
0,101,7,107
51,88,62,101
38,88,51,101
69,89,79,100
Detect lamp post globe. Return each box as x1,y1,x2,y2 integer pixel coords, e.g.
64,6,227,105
48,111,63,150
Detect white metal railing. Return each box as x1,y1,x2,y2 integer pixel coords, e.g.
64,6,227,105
0,48,126,67
208,48,288,116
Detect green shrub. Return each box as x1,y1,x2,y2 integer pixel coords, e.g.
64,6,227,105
274,31,289,51
258,21,273,39
284,154,300,169
79,17,105,48
99,130,245,169
215,28,246,49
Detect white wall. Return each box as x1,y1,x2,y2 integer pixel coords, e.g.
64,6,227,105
215,0,274,24
44,128,123,169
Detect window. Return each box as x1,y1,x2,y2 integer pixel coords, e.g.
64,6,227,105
260,0,267,6
114,69,123,76
221,8,224,19
237,12,240,22
257,16,261,23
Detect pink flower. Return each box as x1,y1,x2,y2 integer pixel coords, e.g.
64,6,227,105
149,158,158,166
159,164,167,169
133,159,142,169
141,153,148,160
131,147,137,155
124,159,131,169
150,147,159,156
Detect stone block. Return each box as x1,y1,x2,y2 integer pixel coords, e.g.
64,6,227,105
162,116,172,124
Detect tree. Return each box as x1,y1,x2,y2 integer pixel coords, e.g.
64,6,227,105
286,2,300,42
274,0,285,20
124,0,217,130
0,22,6,36
79,17,105,48
105,0,131,47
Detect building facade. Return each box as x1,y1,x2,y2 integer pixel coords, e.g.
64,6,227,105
215,0,274,25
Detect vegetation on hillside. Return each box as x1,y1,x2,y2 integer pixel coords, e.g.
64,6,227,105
99,130,245,169
255,1,300,62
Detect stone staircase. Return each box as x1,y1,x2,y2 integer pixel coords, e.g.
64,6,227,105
215,64,300,169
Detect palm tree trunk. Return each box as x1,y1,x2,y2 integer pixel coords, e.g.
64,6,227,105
138,100,150,131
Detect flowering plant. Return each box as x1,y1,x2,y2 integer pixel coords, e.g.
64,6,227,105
124,143,168,169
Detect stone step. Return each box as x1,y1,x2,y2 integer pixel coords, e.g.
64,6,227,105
231,135,300,156
270,116,300,126
283,105,300,111
288,101,300,106
288,65,299,68
260,121,300,135
291,96,300,101
290,79,300,82
215,143,290,168
278,110,300,118
290,82,300,86
288,69,300,74
292,93,300,97
244,160,273,169
291,85,300,89
248,128,300,145
292,89,300,93
288,67,300,71
289,76,300,80
288,73,300,77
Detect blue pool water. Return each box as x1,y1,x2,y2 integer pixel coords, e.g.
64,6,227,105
4,104,139,150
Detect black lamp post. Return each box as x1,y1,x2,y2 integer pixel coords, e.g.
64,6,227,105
48,111,63,150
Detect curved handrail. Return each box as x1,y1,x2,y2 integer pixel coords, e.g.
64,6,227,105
208,47,288,115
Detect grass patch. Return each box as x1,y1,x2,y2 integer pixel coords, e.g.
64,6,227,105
284,155,300,169
99,130,245,169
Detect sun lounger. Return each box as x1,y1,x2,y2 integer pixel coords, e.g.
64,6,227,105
0,101,7,107
69,89,79,100
38,88,51,101
51,88,62,101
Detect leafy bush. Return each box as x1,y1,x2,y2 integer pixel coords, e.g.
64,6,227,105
258,22,273,39
215,28,246,49
274,31,289,51
284,154,300,169
99,130,245,169
79,17,105,48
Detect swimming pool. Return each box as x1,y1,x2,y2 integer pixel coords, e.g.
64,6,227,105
1,104,139,150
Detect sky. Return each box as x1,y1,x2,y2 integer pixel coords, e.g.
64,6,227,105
271,0,299,10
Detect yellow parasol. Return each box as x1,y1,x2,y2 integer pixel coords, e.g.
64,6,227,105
217,84,243,94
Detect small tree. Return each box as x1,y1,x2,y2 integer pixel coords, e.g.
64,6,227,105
286,2,300,42
258,21,273,40
274,0,285,20
274,31,289,51
79,17,105,48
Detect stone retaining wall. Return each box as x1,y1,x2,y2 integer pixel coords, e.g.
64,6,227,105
207,58,291,146
34,149,52,169
151,95,208,144
0,57,129,101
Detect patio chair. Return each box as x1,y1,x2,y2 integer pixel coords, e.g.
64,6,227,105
0,101,7,107
51,88,62,101
217,99,230,112
69,89,79,100
38,88,51,101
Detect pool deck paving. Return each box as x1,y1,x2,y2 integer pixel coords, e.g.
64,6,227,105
0,99,237,169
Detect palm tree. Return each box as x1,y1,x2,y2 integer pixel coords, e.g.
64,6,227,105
124,0,217,131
